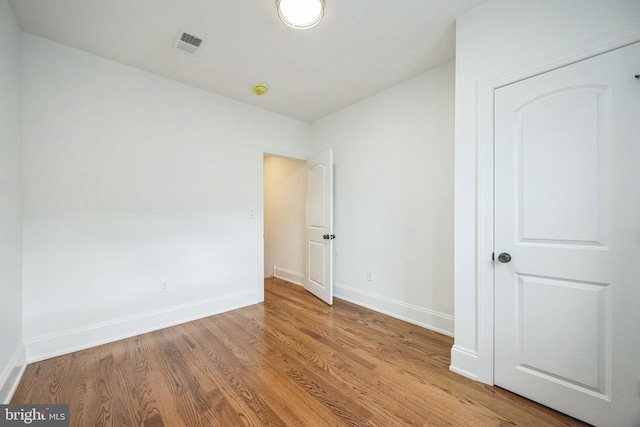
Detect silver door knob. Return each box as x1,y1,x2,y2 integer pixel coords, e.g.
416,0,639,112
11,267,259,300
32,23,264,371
497,253,511,263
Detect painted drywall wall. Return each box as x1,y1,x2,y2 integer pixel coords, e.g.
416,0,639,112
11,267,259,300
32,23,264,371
263,156,307,284
453,0,640,382
0,0,26,403
310,62,455,335
21,33,310,361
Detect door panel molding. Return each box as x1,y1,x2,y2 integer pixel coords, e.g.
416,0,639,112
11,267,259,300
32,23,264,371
514,274,611,398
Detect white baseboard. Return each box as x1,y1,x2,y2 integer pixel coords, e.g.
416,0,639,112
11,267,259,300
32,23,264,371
334,282,454,337
0,342,27,404
273,266,304,286
449,345,479,381
25,290,261,363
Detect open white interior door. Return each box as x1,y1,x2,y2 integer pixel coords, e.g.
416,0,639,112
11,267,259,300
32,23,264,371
304,149,333,305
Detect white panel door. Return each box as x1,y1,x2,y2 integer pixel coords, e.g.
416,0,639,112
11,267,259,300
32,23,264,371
494,42,640,426
304,149,333,305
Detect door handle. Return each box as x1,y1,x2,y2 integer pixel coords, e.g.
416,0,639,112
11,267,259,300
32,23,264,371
497,252,511,263
323,234,329,240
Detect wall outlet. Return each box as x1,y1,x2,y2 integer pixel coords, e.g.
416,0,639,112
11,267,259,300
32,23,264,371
367,270,374,281
159,281,168,293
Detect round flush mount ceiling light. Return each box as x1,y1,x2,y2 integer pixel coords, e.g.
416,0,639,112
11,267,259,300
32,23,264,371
277,0,324,30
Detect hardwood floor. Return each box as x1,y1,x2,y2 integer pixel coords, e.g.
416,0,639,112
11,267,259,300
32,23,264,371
12,277,588,426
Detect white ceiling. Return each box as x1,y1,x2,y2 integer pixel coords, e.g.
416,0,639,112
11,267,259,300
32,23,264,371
9,0,488,122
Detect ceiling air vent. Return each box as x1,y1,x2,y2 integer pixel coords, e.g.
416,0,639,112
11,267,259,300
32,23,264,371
173,30,205,55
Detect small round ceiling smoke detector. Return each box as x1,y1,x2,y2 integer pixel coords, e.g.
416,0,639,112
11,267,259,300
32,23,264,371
253,85,269,96
277,0,324,30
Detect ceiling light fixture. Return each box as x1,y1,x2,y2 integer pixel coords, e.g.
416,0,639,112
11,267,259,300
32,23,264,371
276,0,324,30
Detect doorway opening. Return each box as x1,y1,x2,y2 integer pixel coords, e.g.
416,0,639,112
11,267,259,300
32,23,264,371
263,155,307,287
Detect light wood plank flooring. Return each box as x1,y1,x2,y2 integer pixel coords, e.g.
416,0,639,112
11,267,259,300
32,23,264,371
12,277,589,426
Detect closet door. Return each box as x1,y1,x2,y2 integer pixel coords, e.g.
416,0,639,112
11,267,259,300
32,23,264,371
494,42,640,426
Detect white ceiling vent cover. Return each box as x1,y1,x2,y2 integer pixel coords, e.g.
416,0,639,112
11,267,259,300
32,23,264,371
173,30,205,55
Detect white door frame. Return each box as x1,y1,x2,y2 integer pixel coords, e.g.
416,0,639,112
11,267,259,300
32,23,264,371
257,146,307,302
472,29,640,385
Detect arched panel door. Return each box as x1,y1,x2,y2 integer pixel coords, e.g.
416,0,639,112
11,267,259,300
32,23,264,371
494,42,640,426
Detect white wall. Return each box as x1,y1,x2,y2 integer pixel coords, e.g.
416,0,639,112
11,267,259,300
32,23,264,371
310,62,455,335
452,0,640,382
0,0,26,403
263,156,306,284
21,33,310,361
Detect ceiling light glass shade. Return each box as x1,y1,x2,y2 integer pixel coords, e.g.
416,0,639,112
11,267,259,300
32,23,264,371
277,0,324,30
